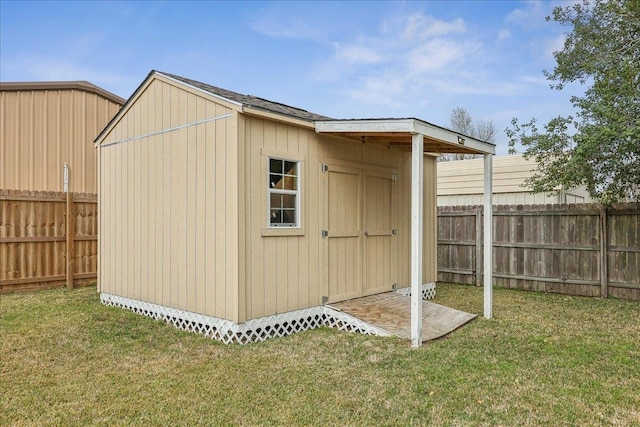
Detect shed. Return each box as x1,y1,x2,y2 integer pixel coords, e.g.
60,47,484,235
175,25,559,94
0,81,125,193
95,71,495,345
438,155,593,206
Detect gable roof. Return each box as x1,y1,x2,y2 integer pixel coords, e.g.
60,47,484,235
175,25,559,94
159,71,332,122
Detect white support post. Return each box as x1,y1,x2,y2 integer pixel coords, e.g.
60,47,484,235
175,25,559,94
411,133,424,347
483,153,493,318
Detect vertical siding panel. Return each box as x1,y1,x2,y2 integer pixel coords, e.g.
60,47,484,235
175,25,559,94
32,92,45,190
0,92,5,187
104,130,111,294
114,133,123,296
127,93,137,298
226,107,240,322
262,121,277,315
242,115,252,320
152,82,163,305
286,126,300,311
276,237,288,313
194,96,207,316
161,82,172,306
147,82,159,305
204,100,217,317
249,118,265,318
423,156,437,283
18,92,30,188
170,86,186,310
185,93,197,312
298,130,311,308
236,113,246,323
4,92,18,187
140,87,151,303
308,133,321,306
214,102,227,318
71,91,84,192
47,92,60,191
133,91,144,302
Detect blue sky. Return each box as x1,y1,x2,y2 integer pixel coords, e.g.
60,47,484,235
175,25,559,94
1,0,584,155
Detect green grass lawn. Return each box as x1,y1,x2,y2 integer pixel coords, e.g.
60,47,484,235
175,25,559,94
1,284,639,426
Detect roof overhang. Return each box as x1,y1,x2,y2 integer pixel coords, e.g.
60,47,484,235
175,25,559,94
315,118,495,155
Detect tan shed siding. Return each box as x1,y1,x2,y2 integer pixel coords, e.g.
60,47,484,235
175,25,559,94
437,154,593,206
243,117,322,319
99,79,240,322
398,153,437,287
423,156,438,283
437,155,538,196
0,87,121,192
243,116,417,319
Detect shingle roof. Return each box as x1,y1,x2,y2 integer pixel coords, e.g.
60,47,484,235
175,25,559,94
159,71,332,122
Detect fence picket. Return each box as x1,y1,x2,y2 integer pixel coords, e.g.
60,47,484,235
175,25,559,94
438,203,640,301
0,190,97,293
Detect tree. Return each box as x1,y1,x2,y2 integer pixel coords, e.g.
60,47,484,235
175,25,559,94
440,107,497,161
506,0,640,203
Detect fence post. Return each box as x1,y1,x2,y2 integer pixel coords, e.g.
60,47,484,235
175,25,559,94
66,192,74,289
599,206,608,298
475,208,483,286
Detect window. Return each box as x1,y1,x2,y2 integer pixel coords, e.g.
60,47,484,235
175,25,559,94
268,158,299,227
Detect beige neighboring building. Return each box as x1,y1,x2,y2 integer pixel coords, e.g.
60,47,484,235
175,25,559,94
437,154,593,206
94,70,495,344
0,81,125,193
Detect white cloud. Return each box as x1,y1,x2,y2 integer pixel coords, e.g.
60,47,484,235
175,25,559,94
505,1,549,29
310,11,515,109
397,14,466,39
2,54,134,97
544,33,566,59
497,28,511,42
333,43,383,64
248,11,324,40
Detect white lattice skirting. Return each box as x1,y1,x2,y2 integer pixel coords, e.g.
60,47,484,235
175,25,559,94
395,282,437,300
100,293,393,344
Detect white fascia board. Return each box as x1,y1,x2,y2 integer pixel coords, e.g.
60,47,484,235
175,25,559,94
315,119,496,155
315,119,416,133
414,120,496,155
155,71,244,108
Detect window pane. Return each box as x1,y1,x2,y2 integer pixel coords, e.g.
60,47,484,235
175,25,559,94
270,193,283,208
270,159,283,174
284,161,297,176
282,194,295,208
270,209,282,225
268,158,299,227
282,209,296,224
282,175,296,190
269,174,283,189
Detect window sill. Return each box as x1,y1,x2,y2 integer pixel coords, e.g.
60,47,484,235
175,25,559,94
261,227,305,237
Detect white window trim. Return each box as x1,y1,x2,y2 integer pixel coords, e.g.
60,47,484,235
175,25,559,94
261,149,305,237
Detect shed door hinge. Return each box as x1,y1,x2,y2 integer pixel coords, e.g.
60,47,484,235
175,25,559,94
392,173,397,182
392,228,397,236
322,164,329,173
322,229,329,238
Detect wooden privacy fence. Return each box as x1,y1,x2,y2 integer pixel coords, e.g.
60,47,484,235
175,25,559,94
0,190,98,293
438,203,640,301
